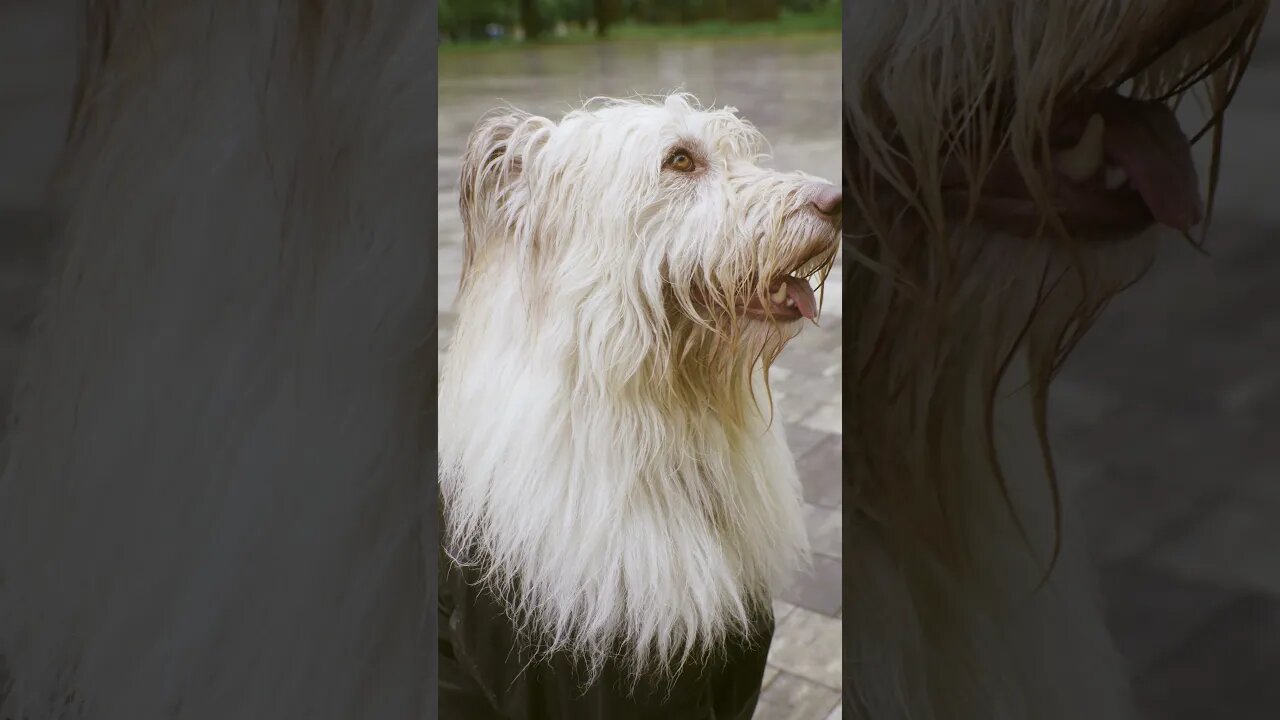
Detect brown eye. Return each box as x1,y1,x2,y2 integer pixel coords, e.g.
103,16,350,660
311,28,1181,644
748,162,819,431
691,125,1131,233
665,151,695,173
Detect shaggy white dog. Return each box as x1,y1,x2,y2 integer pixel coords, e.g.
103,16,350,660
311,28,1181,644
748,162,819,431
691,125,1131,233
844,0,1268,718
0,2,435,718
438,94,840,681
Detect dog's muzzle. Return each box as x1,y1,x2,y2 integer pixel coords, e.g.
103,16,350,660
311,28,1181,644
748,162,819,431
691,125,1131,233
740,184,841,323
941,90,1202,238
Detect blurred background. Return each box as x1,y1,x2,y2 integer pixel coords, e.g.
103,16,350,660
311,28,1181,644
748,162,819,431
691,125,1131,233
2,1,1277,719
436,2,842,718
439,0,838,43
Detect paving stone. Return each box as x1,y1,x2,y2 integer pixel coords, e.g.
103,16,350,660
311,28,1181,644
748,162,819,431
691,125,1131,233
1235,457,1280,504
774,367,837,406
760,665,780,693
780,393,824,426
795,433,841,509
776,341,840,378
785,422,828,460
1148,495,1280,597
753,671,840,720
1099,563,1240,673
771,365,795,383
779,552,841,618
784,321,841,355
1134,594,1280,720
818,274,842,321
799,400,841,436
1074,461,1229,567
767,607,842,690
1050,376,1121,433
803,503,841,559
772,598,797,626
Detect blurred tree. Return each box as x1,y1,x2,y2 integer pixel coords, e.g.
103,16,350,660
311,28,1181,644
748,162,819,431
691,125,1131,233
593,0,621,36
438,0,832,43
780,0,829,11
552,0,594,25
439,0,513,40
625,0,727,24
726,0,780,22
520,0,544,39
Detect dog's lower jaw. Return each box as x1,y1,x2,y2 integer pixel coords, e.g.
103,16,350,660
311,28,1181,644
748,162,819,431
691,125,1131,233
439,270,809,679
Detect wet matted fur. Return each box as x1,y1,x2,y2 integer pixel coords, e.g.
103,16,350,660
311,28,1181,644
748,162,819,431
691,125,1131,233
844,1,1268,718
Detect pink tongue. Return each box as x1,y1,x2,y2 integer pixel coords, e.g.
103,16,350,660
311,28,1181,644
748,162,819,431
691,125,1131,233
783,276,818,320
1099,96,1203,231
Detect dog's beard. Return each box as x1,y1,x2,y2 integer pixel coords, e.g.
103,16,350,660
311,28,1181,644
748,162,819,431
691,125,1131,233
440,262,828,684
440,96,838,683
439,268,809,683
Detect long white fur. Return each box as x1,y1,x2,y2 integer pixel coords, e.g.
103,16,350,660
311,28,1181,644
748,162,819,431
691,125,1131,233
0,3,434,718
439,94,838,680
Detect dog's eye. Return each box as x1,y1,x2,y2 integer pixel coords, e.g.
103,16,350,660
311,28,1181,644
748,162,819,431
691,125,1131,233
664,151,696,173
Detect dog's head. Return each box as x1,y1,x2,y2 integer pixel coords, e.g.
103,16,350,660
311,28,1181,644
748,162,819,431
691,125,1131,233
458,94,840,371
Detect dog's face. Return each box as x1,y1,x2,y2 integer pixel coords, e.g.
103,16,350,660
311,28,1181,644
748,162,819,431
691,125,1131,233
459,95,840,345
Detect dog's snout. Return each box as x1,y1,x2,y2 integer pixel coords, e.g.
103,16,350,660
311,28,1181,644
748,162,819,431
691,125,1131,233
809,185,842,219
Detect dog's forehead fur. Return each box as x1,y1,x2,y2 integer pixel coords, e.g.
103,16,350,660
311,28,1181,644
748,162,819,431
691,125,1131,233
540,94,768,172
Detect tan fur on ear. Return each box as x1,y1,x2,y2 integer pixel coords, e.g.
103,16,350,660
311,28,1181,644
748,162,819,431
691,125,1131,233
458,110,553,288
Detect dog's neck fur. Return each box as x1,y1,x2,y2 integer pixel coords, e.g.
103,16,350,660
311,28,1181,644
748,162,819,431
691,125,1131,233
439,256,809,678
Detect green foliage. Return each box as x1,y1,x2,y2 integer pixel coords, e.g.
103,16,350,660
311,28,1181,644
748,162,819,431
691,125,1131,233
548,0,593,24
439,0,515,40
439,0,838,45
780,0,835,12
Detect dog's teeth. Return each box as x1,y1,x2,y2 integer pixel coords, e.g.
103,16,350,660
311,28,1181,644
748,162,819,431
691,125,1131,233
1103,166,1128,190
1055,113,1106,183
771,285,788,303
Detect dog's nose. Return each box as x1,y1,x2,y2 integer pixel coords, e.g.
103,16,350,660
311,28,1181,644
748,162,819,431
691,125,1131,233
809,184,842,218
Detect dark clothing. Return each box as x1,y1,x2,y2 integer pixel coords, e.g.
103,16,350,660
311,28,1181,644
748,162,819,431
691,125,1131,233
438,553,774,719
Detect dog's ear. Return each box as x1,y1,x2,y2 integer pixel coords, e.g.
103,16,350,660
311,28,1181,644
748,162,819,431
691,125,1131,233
458,110,551,285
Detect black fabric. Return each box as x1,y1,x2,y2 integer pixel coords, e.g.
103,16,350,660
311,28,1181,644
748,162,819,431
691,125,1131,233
438,552,774,720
